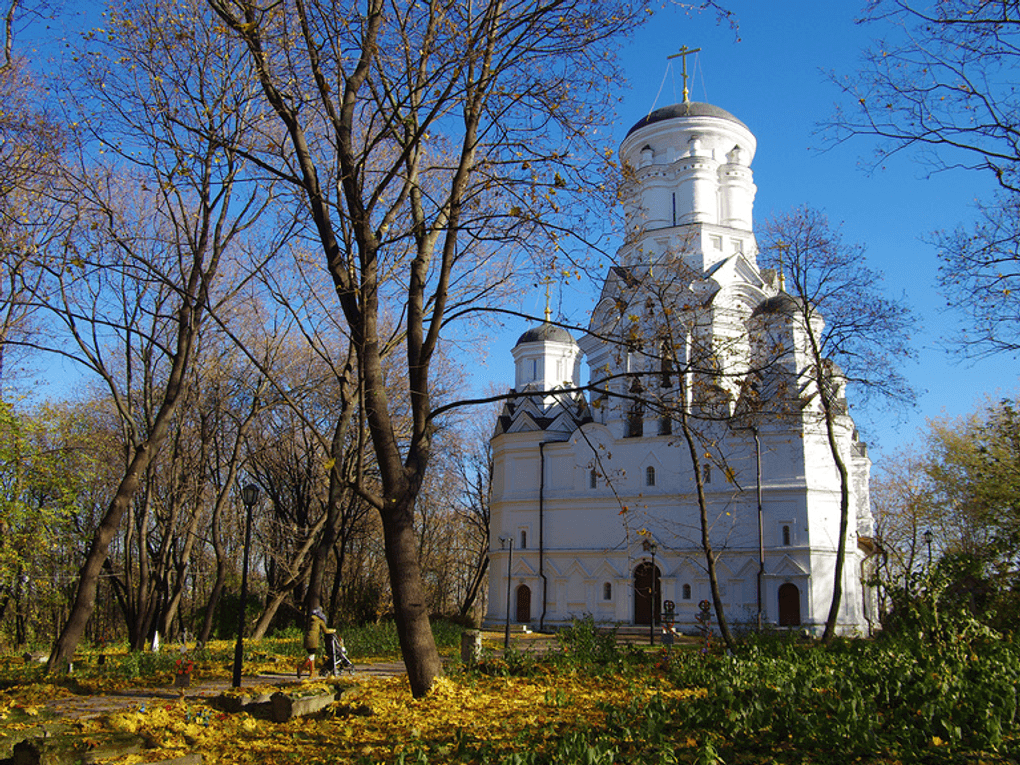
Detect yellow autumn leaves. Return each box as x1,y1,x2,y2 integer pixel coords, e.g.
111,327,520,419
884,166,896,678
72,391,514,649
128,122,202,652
46,671,706,764
331,672,706,763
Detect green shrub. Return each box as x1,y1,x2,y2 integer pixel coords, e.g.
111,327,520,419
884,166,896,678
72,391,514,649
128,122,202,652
650,635,1020,758
553,615,621,667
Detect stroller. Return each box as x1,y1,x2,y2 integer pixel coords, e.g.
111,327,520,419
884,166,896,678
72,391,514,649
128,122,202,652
298,607,354,678
322,628,355,677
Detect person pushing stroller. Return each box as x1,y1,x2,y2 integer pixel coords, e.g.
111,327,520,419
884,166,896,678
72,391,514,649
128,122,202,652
298,606,354,678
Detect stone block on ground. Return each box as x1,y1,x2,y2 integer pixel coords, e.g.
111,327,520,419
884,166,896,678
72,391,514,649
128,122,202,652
1,725,72,760
212,692,273,714
12,732,143,765
138,755,203,765
269,691,337,722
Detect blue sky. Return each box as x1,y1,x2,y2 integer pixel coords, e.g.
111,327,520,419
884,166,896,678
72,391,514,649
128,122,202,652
478,1,1017,466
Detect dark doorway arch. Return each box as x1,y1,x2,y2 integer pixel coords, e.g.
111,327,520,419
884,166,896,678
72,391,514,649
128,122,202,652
633,562,661,625
778,583,801,626
515,584,531,623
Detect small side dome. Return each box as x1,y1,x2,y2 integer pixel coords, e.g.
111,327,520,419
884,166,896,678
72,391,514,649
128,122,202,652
751,294,801,319
515,322,575,347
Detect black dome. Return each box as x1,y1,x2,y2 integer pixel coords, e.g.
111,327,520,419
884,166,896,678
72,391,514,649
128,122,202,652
626,101,749,138
751,294,801,319
515,323,575,346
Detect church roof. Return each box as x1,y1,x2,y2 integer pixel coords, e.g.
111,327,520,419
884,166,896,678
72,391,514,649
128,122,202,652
625,101,749,138
515,322,575,347
750,293,801,319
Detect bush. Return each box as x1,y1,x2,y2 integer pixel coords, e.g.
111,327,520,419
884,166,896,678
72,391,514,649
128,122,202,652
649,634,1020,758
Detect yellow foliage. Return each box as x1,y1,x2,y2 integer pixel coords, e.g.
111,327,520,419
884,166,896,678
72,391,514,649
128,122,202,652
9,659,708,765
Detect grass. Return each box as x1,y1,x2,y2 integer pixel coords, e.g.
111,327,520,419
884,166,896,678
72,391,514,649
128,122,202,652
0,620,1016,764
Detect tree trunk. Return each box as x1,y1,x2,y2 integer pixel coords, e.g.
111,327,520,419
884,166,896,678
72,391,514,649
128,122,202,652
47,302,196,671
49,441,164,670
251,512,326,639
679,403,738,653
328,539,346,626
160,507,204,638
459,553,488,620
198,560,226,646
820,392,851,644
381,497,442,696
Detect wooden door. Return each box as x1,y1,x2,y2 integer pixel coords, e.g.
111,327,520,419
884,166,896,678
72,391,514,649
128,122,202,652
778,583,801,626
515,584,531,623
633,562,660,625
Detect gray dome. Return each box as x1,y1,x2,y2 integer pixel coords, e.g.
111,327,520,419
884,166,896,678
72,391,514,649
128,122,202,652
751,294,801,319
626,101,749,138
515,323,575,346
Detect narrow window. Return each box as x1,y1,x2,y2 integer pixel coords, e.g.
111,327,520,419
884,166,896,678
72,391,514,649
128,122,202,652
682,583,691,600
590,469,598,489
782,525,791,546
627,377,644,438
603,582,612,600
658,416,672,436
645,466,656,487
659,341,674,387
702,463,712,484
627,403,643,437
520,529,527,550
672,192,677,227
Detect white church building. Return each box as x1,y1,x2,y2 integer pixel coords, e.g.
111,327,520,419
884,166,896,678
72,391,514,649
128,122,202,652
484,97,878,635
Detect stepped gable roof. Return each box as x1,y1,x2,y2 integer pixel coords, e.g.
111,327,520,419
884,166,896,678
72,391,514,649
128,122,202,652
626,101,749,138
515,322,575,347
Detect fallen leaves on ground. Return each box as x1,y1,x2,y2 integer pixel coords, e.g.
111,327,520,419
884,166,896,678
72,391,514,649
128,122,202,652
40,671,705,764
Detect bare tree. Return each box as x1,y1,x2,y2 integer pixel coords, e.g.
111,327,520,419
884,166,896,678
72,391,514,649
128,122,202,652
758,206,916,642
39,0,280,669
0,58,65,383
204,0,660,696
830,0,1020,357
450,425,493,622
583,250,748,651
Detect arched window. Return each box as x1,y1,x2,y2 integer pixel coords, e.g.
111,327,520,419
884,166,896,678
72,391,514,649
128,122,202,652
782,525,791,546
603,582,612,600
520,529,527,550
645,466,656,486
682,583,691,600
703,463,712,484
590,469,598,489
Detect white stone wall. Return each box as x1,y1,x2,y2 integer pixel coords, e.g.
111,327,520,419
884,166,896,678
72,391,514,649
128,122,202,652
486,101,875,636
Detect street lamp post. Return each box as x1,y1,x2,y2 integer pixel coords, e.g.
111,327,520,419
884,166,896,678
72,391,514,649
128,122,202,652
232,484,259,688
924,529,933,569
500,536,514,651
643,539,657,646
752,427,765,631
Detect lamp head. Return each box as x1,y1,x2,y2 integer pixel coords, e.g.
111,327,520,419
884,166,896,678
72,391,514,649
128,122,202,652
241,484,260,507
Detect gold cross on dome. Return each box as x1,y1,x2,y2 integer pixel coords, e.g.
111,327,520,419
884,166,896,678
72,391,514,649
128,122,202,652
667,45,701,103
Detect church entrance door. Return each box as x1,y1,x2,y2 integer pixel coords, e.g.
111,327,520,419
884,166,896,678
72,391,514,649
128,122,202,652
633,563,660,625
516,584,531,623
778,583,801,626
